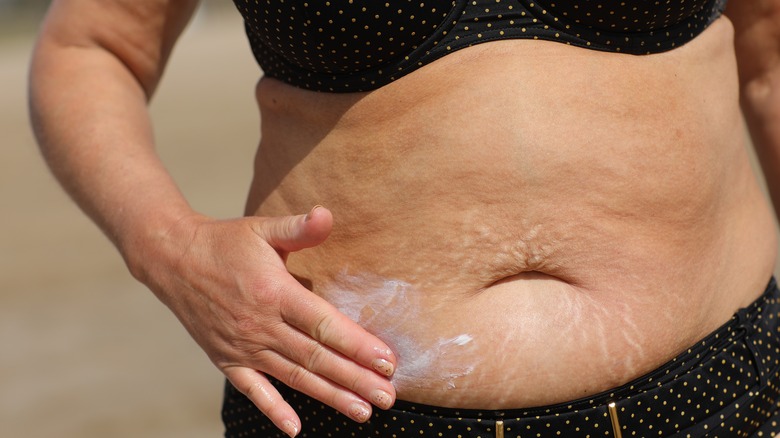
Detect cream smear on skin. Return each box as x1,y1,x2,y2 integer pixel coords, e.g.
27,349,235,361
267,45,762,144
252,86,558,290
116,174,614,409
327,271,477,390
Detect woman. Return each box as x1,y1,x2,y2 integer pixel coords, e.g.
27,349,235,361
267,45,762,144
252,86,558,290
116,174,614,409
28,0,780,436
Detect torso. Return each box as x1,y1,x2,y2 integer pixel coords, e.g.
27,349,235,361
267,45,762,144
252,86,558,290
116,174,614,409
245,17,778,408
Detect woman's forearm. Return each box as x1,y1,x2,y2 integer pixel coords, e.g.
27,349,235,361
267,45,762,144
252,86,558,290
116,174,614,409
28,9,196,278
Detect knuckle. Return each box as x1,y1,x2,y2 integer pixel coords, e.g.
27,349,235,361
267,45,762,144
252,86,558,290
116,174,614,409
304,342,329,372
257,217,294,247
285,365,312,390
232,283,285,337
242,379,264,401
311,313,334,342
282,214,302,237
248,273,285,304
347,370,363,393
247,348,274,371
228,313,277,357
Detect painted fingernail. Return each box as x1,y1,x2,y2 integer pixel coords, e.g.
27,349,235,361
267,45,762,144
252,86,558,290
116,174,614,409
349,402,371,422
370,389,394,410
304,205,323,222
372,358,395,377
281,419,299,437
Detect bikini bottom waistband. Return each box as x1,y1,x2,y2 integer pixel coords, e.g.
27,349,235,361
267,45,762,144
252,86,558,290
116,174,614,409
222,278,780,437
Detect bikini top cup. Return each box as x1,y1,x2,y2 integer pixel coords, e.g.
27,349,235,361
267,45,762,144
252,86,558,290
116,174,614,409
232,0,728,92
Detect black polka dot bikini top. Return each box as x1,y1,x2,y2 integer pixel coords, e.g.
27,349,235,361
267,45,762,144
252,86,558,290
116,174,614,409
232,0,728,92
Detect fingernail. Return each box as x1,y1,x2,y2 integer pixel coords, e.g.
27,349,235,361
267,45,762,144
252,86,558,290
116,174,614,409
349,402,371,422
281,419,298,437
304,205,323,222
372,358,395,377
370,389,394,410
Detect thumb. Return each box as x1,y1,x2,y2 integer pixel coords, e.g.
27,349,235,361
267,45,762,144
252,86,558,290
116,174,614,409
253,205,333,253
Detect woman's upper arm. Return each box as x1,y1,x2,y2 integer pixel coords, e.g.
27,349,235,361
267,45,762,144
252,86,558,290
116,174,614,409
725,0,780,98
35,0,200,98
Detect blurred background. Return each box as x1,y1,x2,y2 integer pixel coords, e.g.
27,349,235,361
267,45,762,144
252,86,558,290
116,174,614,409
1,1,261,436
3,2,780,438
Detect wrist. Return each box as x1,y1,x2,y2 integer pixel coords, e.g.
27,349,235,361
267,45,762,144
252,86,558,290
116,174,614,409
118,208,207,286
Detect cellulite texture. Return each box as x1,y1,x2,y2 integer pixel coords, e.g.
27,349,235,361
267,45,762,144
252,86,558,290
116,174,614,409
232,0,728,92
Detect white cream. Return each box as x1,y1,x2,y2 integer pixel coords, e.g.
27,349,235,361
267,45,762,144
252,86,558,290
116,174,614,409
327,271,477,390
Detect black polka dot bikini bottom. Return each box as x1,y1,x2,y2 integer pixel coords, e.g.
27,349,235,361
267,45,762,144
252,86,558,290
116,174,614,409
223,278,780,437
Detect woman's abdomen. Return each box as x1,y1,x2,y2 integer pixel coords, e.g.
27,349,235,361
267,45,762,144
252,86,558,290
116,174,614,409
247,17,778,408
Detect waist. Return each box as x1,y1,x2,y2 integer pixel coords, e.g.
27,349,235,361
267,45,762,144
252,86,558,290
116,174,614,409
251,141,777,407
250,118,777,408
295,257,775,408
224,279,780,437
245,20,778,407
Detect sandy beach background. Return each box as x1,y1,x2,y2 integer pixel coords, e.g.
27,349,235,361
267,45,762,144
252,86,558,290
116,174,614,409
3,3,780,438
2,4,260,437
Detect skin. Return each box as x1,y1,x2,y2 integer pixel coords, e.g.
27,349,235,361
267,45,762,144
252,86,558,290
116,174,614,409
28,2,396,437
27,0,780,436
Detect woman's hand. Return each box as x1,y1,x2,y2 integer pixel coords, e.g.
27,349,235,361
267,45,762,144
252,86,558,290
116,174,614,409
133,206,397,437
30,2,395,436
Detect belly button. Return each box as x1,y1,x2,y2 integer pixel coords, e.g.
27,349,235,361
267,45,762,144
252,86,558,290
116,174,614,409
488,270,559,287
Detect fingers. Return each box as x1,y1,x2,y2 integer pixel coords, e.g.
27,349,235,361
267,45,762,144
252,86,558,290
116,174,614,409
279,288,398,381
251,205,397,383
224,367,300,438
263,351,380,423
269,320,397,411
250,205,397,396
235,206,400,434
252,206,333,254
227,315,396,436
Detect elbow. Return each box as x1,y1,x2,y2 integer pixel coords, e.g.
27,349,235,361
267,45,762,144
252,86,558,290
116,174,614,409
739,68,780,121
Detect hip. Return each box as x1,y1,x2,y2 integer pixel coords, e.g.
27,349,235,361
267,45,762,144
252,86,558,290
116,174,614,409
223,277,780,437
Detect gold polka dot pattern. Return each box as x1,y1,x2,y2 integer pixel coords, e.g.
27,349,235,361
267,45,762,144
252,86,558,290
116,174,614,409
230,0,728,92
223,278,780,437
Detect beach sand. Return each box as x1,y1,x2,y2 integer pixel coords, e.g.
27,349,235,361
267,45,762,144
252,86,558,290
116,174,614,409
3,5,780,438
2,8,259,438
